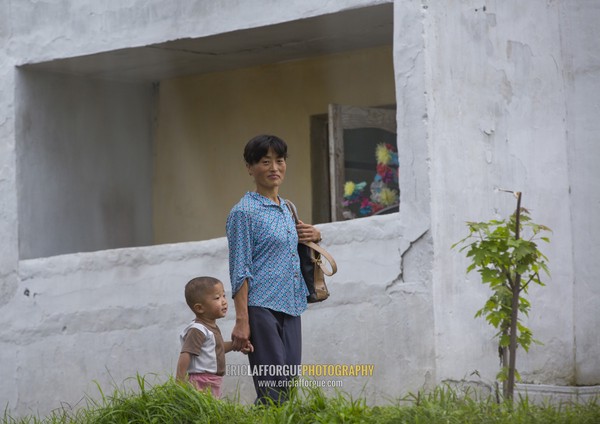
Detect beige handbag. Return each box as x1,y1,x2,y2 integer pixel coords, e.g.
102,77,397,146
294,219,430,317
286,200,337,303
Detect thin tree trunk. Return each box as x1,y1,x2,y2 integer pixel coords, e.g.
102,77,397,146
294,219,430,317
506,192,522,401
507,275,521,400
501,341,508,399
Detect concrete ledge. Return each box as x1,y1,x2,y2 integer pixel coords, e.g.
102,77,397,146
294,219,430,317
516,383,600,404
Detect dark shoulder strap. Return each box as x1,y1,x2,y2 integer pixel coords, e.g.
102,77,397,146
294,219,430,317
285,199,300,223
285,200,337,276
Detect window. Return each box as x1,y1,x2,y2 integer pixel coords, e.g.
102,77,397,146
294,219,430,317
311,104,398,223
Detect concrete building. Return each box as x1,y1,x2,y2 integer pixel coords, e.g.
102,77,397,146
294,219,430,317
1,0,599,417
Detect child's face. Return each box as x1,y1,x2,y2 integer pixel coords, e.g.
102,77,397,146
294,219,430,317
197,282,228,320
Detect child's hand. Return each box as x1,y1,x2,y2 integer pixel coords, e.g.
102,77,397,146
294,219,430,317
241,341,254,355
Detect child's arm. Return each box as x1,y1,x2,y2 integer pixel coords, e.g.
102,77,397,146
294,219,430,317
176,352,192,382
224,340,254,354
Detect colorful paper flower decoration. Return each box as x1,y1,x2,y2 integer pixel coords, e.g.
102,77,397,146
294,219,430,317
342,142,399,218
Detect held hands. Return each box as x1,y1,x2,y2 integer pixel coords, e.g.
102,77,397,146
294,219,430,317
231,320,254,354
240,341,254,355
296,220,321,243
231,319,250,352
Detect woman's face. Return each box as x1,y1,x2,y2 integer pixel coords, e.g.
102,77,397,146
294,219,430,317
247,147,287,192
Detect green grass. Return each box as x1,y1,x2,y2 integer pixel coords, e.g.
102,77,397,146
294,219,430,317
3,376,600,424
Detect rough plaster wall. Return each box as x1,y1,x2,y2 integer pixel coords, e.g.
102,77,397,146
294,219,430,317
2,0,599,417
560,0,600,385
264,214,435,404
1,0,400,416
8,0,391,64
393,0,435,381
0,7,21,413
0,36,19,308
3,214,433,416
16,70,154,259
9,241,231,415
394,0,430,241
425,0,580,386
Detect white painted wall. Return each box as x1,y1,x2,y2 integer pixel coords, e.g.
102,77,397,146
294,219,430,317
16,70,154,259
560,0,600,386
7,0,392,64
1,0,599,418
426,0,571,385
5,214,433,415
424,0,600,387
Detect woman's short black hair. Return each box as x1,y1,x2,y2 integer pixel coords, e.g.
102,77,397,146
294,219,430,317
243,134,288,165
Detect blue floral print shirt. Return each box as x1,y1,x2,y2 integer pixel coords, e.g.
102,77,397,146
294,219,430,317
226,192,308,317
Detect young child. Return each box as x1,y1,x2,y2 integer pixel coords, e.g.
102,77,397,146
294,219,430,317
176,276,253,397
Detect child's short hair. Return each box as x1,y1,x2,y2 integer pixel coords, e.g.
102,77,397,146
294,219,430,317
185,276,222,310
243,134,288,165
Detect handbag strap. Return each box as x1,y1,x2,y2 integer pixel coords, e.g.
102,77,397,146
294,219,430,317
285,200,338,276
302,240,338,276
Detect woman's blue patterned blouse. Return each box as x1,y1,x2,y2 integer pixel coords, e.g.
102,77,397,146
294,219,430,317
226,192,308,316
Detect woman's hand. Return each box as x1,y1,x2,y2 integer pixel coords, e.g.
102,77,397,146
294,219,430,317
231,319,250,351
296,220,321,243
231,280,250,351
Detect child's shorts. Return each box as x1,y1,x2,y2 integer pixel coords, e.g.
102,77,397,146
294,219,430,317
188,373,223,398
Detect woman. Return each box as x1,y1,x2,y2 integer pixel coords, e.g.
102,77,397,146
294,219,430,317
226,134,321,404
